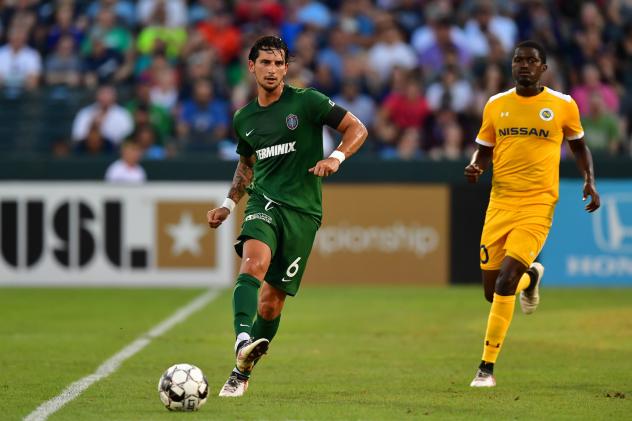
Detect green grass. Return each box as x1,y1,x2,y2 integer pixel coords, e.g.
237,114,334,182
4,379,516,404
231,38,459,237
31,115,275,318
1,286,631,420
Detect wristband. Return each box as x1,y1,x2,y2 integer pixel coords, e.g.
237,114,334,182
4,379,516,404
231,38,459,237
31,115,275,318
329,150,346,164
221,198,236,213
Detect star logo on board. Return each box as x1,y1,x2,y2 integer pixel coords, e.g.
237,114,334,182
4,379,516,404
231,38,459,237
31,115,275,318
156,202,215,268
166,212,206,256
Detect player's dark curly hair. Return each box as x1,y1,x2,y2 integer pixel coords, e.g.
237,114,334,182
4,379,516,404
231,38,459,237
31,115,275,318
248,36,291,63
515,40,547,64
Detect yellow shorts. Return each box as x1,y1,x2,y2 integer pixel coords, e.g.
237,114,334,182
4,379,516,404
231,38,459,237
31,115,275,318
479,206,553,270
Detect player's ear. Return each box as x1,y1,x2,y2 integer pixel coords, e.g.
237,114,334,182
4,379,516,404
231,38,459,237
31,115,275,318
541,63,548,73
248,60,255,74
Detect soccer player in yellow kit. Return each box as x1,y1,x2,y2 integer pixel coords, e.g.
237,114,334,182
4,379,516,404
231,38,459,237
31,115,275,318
465,40,601,387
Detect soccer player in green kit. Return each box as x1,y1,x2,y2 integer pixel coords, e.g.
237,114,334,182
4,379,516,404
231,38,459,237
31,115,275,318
207,36,368,397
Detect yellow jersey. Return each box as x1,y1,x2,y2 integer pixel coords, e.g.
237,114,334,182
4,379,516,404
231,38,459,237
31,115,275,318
476,86,584,210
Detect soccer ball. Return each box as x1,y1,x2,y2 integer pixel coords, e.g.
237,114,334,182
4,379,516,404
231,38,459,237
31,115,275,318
158,363,209,411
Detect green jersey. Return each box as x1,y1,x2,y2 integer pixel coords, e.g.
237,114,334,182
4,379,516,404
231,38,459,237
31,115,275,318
234,85,335,220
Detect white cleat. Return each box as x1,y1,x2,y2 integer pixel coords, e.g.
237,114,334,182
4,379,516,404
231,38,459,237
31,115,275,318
218,371,249,397
236,338,269,374
470,369,496,387
520,262,544,315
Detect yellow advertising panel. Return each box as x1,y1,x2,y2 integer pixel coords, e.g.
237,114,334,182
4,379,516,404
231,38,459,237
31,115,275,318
303,184,449,285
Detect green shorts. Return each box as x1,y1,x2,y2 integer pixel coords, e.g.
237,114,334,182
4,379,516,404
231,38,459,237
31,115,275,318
234,193,320,296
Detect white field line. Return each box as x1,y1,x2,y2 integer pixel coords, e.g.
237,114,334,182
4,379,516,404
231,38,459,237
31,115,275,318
24,289,221,421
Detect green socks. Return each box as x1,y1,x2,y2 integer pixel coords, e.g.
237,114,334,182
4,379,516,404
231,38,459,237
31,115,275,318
232,273,282,343
252,313,281,342
232,274,261,336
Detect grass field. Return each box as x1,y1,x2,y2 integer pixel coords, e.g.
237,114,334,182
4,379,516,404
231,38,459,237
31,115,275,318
1,286,631,420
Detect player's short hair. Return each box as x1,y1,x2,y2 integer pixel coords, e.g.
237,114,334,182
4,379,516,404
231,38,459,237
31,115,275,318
248,36,291,64
514,40,547,64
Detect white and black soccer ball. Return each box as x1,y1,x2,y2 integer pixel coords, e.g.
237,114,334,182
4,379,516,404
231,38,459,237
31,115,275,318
158,363,209,411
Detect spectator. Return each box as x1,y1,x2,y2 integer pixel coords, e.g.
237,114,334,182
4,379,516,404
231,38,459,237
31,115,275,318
296,0,332,29
581,93,622,155
234,0,285,27
86,0,136,28
367,20,417,84
176,78,229,151
428,119,466,161
426,66,474,114
104,140,147,183
571,63,619,116
74,121,116,156
137,0,187,29
82,8,133,56
196,8,241,65
136,1,187,60
0,26,42,95
472,63,508,117
72,84,134,145
133,124,167,160
375,73,430,158
181,30,227,90
149,66,178,111
126,81,173,145
333,78,376,130
317,27,356,83
462,1,517,57
45,35,81,89
412,15,470,77
338,0,376,49
81,36,128,88
45,4,85,53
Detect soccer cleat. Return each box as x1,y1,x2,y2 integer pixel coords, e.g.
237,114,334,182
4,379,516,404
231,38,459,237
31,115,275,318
235,338,269,374
520,262,544,315
218,371,249,397
470,369,496,387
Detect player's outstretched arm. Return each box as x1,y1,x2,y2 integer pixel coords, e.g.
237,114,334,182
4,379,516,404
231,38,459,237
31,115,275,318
207,155,255,228
464,144,493,183
308,112,368,177
568,138,600,213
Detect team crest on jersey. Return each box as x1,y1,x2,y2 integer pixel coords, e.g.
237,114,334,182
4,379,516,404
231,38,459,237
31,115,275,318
539,108,554,121
286,114,299,130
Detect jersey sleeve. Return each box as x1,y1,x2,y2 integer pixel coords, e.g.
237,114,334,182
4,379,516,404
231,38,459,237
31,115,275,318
233,113,254,157
475,100,496,147
303,88,335,125
564,98,584,141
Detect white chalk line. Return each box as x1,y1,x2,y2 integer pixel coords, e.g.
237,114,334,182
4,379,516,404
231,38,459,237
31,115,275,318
24,289,221,421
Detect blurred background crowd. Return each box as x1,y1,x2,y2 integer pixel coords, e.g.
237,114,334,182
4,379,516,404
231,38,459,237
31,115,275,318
1,0,631,162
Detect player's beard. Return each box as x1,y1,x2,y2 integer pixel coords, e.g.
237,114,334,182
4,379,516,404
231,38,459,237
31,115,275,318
515,74,536,88
261,78,282,93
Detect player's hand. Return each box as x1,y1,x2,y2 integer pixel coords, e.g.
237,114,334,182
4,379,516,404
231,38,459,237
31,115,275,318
308,157,340,177
207,207,230,229
464,163,484,183
582,181,600,213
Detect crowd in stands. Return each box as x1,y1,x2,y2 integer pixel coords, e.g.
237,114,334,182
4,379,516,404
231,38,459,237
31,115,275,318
0,0,631,161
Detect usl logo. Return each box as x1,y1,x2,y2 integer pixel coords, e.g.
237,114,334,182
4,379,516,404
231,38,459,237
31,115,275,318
0,199,147,269
0,200,216,269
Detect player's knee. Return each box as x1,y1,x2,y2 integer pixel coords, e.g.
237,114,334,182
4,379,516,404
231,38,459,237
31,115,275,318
494,269,522,295
241,258,267,279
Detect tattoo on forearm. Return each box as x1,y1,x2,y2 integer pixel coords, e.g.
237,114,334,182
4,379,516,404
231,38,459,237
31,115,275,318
228,161,253,203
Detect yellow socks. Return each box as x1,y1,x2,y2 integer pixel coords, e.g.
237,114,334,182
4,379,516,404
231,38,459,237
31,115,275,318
481,293,515,363
515,272,531,293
